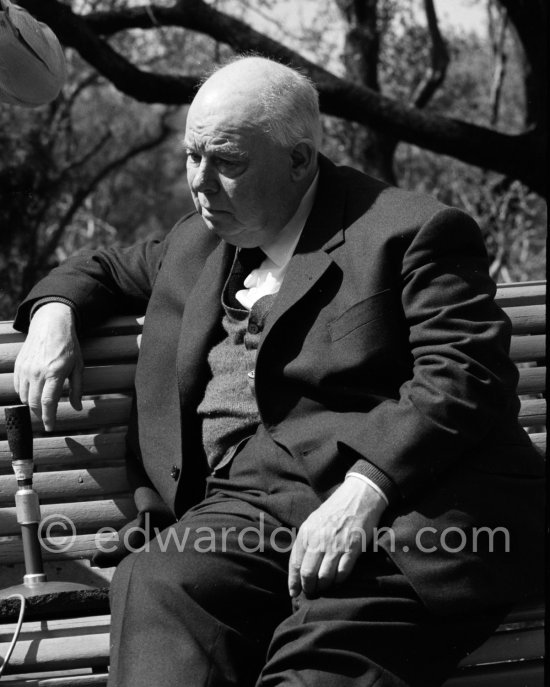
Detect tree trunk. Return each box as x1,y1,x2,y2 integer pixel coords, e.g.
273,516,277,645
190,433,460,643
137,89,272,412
336,0,397,183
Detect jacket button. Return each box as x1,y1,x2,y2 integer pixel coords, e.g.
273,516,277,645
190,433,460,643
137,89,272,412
248,322,260,335
170,465,180,480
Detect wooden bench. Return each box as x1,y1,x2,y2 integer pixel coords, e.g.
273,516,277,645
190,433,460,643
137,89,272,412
0,281,545,685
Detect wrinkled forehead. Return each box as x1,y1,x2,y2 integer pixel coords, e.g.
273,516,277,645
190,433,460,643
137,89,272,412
185,88,270,151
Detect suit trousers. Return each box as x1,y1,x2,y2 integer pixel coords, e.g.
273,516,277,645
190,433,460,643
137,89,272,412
108,430,506,687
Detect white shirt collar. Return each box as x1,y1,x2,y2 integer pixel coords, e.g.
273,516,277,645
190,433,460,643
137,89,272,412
260,173,319,268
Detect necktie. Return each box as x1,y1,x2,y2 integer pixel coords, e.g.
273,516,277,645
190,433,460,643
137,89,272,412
225,248,265,309
237,247,265,276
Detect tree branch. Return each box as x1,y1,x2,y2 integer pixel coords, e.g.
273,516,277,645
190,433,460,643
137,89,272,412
52,130,113,186
36,122,172,268
495,0,546,125
488,5,509,127
20,0,200,104
411,0,449,109
18,0,547,195
335,0,380,91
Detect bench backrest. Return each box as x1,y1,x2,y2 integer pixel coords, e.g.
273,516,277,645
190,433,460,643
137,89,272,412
0,281,546,588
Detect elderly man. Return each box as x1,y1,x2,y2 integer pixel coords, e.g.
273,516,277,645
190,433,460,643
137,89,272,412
14,57,543,687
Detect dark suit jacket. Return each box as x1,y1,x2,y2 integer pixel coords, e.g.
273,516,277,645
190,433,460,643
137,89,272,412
16,156,544,614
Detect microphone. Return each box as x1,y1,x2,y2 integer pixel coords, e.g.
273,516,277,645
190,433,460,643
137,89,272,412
4,405,45,586
5,404,34,481
0,406,95,599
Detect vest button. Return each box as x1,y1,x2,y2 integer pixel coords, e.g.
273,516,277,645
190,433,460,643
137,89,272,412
248,322,260,335
170,465,180,480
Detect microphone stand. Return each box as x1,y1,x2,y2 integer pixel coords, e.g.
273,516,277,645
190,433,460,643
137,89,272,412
0,405,94,599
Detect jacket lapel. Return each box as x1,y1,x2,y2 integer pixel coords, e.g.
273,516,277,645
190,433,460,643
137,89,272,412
257,155,347,355
176,239,233,409
257,249,333,349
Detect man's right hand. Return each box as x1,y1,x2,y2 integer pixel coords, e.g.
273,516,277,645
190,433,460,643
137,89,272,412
13,302,84,431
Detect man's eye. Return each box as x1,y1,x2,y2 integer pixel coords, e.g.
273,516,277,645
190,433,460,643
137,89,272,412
186,152,201,164
216,158,242,173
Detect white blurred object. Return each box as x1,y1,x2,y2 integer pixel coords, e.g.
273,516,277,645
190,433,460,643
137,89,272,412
0,0,66,106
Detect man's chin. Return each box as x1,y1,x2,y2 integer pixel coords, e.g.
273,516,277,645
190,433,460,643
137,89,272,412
199,214,266,248
200,217,242,242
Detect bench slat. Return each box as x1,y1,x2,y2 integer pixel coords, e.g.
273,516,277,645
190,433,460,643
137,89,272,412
495,280,546,307
1,364,543,405
0,533,121,565
457,625,544,667
81,315,144,336
1,329,544,372
0,397,133,439
505,305,546,334
0,497,137,536
518,398,546,427
0,322,24,342
529,432,546,453
509,334,546,363
442,660,544,686
0,316,143,339
0,337,140,373
516,366,546,395
0,615,110,675
0,366,136,405
0,432,127,472
502,598,545,624
0,467,131,506
2,676,109,687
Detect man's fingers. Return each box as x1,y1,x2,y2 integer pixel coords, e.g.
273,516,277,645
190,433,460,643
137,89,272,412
316,554,339,592
69,363,83,411
41,376,64,431
13,364,20,397
288,532,307,598
26,376,45,420
289,525,335,597
298,547,323,596
16,375,29,405
335,549,361,585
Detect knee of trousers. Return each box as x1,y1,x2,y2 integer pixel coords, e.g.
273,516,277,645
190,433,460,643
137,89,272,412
109,547,180,605
109,539,240,613
109,549,143,608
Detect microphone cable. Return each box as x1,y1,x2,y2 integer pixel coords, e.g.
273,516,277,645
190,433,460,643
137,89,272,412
0,593,26,677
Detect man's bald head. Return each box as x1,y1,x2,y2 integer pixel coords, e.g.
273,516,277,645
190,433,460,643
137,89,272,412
192,56,322,151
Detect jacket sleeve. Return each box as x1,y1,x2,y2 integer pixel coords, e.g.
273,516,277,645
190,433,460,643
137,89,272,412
340,207,520,501
13,220,188,332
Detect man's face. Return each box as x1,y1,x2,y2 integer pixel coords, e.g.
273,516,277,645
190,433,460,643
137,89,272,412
184,92,299,248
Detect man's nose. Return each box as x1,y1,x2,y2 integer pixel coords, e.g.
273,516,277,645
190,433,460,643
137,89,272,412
190,160,219,194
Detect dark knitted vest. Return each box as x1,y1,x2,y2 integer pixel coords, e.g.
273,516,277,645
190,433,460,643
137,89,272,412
197,252,276,471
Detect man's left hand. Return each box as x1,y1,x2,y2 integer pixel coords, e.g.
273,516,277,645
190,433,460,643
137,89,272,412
288,476,387,598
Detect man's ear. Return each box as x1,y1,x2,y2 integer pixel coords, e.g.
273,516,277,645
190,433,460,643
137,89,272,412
290,141,316,180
